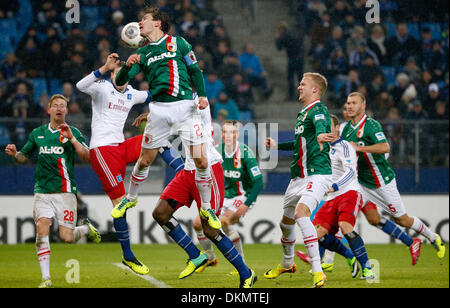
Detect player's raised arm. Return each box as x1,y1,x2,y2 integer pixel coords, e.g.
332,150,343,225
76,53,121,94
115,54,142,86
5,144,29,164
59,123,90,163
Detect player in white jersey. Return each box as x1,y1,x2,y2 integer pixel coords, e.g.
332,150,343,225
297,115,375,279
76,53,184,275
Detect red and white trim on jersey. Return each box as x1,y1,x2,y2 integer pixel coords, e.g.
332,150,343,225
236,181,244,196
297,136,308,178
93,148,117,188
167,36,179,97
350,114,368,138
362,152,383,188
57,158,71,192
301,99,320,121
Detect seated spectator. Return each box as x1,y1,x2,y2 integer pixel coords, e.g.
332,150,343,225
329,0,351,25
16,37,42,77
386,22,420,66
423,83,441,115
204,71,224,104
212,40,232,70
357,54,382,84
42,41,65,79
178,10,198,36
384,107,405,166
430,100,449,120
402,56,422,83
367,25,388,65
367,73,388,99
66,101,87,134
226,72,254,115
426,41,447,81
7,82,31,119
324,47,349,80
419,27,434,68
193,44,213,72
1,53,22,80
349,41,379,69
346,25,366,56
239,43,273,98
61,52,88,84
212,92,240,121
339,69,361,100
325,26,346,56
218,52,242,88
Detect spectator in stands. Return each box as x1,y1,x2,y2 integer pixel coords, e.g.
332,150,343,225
174,0,199,24
227,72,254,117
178,10,198,36
309,12,332,47
275,21,305,101
42,41,65,79
367,73,388,100
346,25,366,57
426,41,447,81
207,25,232,55
423,83,441,115
64,26,87,58
193,44,213,72
339,69,361,100
429,100,449,166
325,26,346,56
204,70,225,104
358,55,382,84
391,72,412,109
386,22,420,66
155,0,176,20
239,43,273,99
7,69,33,96
416,70,434,101
184,24,204,47
367,25,388,65
8,82,31,119
402,56,422,84
329,0,351,25
16,36,42,77
212,92,240,121
430,100,448,120
1,53,22,80
404,99,431,165
61,51,88,84
108,10,126,48
325,47,349,81
349,41,379,69
419,27,434,68
340,13,357,39
218,52,242,88
66,101,87,134
384,107,405,166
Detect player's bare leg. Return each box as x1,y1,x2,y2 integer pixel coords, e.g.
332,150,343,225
193,216,217,272
190,143,221,229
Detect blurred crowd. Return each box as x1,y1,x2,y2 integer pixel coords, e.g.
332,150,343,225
0,0,271,150
283,0,449,166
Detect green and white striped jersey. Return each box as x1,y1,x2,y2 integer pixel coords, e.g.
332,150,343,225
20,123,87,194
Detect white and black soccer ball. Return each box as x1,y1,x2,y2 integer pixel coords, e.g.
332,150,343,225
121,22,147,48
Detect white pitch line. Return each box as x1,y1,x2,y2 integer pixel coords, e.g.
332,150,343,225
113,263,172,288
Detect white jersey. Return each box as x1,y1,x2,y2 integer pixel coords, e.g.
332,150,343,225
76,71,150,148
184,105,223,171
326,138,360,201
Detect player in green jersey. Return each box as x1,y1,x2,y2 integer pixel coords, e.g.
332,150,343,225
4,94,100,288
113,6,220,230
342,92,445,263
264,73,334,288
194,120,264,273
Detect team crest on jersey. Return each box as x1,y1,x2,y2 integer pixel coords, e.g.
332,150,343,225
116,174,123,183
144,134,153,144
167,41,177,52
127,94,132,100
59,133,69,143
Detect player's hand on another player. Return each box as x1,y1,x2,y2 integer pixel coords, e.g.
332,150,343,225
349,141,361,152
235,204,249,219
4,144,17,157
317,133,334,151
126,54,141,67
197,97,209,110
265,137,277,150
58,123,74,140
132,112,149,127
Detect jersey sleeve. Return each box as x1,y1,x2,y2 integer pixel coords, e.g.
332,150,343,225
366,120,388,144
332,141,357,191
311,106,330,136
243,147,263,181
71,126,89,149
76,71,105,96
132,89,152,104
115,53,143,86
20,129,37,158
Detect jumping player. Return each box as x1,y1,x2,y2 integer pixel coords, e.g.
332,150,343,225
114,6,220,229
193,120,264,273
342,92,445,264
76,53,184,275
4,94,101,288
264,72,334,288
136,102,257,288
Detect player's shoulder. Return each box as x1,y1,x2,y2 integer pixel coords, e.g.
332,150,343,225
240,143,257,159
365,116,383,131
31,124,47,135
309,102,329,119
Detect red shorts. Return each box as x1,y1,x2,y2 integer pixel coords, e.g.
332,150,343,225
313,190,363,235
160,163,224,215
90,135,142,200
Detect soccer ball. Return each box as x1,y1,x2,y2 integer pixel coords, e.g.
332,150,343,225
121,22,147,48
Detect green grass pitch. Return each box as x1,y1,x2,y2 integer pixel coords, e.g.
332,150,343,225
0,243,448,288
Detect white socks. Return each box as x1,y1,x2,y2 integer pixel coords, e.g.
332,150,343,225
228,227,245,261
411,216,436,242
195,166,212,210
280,222,296,268
127,164,150,201
73,225,90,242
36,235,51,280
296,217,322,273
195,229,215,261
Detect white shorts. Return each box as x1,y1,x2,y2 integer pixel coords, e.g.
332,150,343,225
282,174,332,219
142,100,205,150
360,179,406,218
33,193,77,229
222,195,247,214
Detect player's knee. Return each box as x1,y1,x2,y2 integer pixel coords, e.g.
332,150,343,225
36,218,51,236
294,203,311,219
193,216,203,231
194,157,208,169
152,201,172,225
203,225,220,240
59,231,74,243
392,214,411,227
364,210,381,225
338,221,354,234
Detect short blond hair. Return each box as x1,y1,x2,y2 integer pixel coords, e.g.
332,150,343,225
48,94,69,108
303,72,328,97
348,92,366,104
